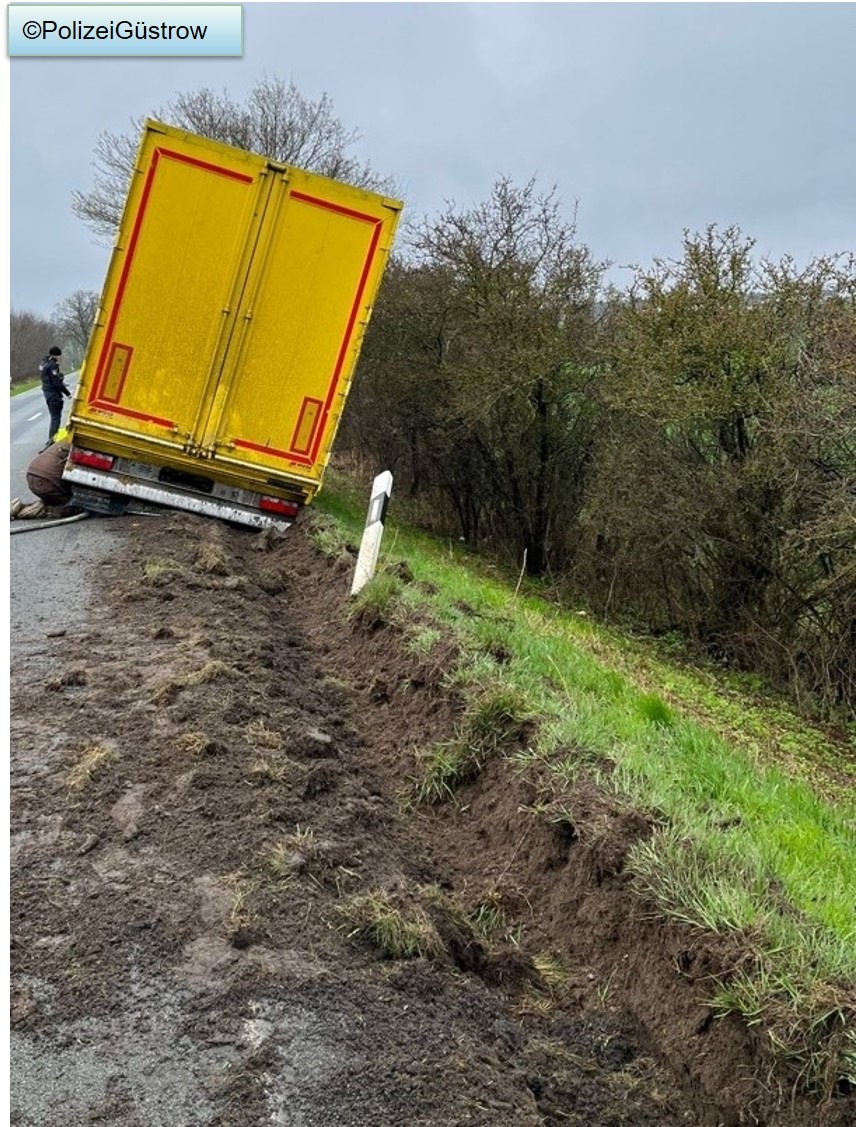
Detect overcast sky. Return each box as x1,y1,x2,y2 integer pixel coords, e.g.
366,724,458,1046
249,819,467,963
7,2,856,320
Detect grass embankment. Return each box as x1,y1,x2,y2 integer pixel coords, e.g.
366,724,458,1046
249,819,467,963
313,471,856,1095
10,379,40,396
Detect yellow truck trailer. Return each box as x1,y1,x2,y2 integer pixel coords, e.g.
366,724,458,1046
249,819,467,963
64,120,402,529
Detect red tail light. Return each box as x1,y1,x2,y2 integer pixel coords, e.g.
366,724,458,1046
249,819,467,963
259,496,299,518
70,447,116,471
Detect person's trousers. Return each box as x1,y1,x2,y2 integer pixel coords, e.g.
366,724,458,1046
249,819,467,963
26,472,71,508
44,395,64,444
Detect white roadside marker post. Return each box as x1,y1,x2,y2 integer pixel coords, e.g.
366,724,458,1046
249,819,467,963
350,471,393,596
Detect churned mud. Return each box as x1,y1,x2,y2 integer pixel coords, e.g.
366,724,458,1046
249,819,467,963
10,512,854,1126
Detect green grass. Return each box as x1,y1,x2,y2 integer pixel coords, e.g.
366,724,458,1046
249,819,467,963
11,379,40,396
315,470,856,1092
403,623,444,656
346,571,403,630
566,622,856,804
305,510,356,563
411,683,533,805
338,889,443,959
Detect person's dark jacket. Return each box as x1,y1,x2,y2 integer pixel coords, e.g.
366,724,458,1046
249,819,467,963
39,355,71,400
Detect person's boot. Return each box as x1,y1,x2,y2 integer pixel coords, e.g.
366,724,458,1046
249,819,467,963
17,500,46,519
10,499,24,519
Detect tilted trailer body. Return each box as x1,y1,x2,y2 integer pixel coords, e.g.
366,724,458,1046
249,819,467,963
65,119,402,529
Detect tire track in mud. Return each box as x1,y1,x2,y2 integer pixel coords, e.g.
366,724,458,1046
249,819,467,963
11,511,850,1126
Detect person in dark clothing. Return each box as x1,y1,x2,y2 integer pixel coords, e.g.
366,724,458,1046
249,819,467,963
10,439,81,520
39,346,71,446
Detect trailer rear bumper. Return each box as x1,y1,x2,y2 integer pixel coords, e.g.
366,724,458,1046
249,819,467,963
63,464,293,532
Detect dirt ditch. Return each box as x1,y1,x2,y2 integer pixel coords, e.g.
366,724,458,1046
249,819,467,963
10,512,854,1126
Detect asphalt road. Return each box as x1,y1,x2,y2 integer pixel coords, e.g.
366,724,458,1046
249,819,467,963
10,377,125,676
10,375,76,475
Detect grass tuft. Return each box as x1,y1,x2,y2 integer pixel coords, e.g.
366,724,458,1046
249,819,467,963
184,660,235,685
347,572,402,631
412,683,533,805
254,566,288,594
260,827,322,879
710,967,856,1094
410,741,462,806
150,679,182,706
470,889,509,939
174,731,212,756
66,743,116,790
192,543,231,576
636,692,675,727
142,557,184,586
306,512,355,562
338,890,443,960
152,660,236,706
533,952,569,990
244,719,283,749
404,624,443,656
250,756,287,783
460,683,533,752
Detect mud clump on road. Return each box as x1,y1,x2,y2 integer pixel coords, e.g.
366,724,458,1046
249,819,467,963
10,512,853,1126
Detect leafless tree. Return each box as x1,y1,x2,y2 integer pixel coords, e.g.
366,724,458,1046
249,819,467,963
52,289,100,367
72,77,392,240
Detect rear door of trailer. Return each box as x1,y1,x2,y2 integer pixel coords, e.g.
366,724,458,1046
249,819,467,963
74,120,401,499
204,162,399,497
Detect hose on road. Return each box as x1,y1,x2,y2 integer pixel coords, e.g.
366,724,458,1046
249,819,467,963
10,511,91,535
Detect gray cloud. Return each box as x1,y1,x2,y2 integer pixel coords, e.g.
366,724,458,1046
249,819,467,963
9,2,856,317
